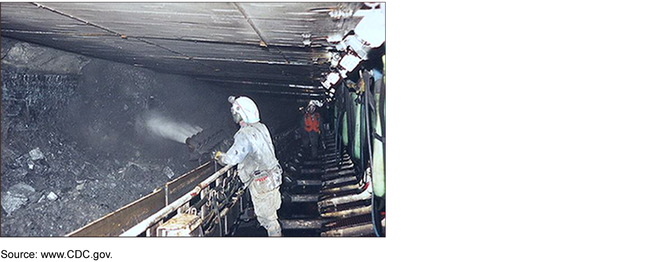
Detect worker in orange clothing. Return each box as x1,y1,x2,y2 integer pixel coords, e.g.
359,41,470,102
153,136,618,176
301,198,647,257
301,100,322,159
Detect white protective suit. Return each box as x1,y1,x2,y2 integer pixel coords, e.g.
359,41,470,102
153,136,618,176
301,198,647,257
221,121,283,236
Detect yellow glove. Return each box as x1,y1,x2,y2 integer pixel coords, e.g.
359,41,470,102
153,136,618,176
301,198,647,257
214,151,223,161
214,151,227,166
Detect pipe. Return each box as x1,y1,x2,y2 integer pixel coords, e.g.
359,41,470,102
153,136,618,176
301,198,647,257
280,219,322,230
321,205,371,218
120,164,234,236
322,168,356,180
322,175,357,187
321,186,357,195
318,185,371,209
324,162,354,173
321,222,374,237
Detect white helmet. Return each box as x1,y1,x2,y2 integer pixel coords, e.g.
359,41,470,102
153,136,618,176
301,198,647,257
229,96,260,124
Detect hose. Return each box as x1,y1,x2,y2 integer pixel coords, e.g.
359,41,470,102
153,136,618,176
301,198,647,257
363,76,381,237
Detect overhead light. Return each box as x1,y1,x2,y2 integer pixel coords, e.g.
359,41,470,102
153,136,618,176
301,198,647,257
343,35,370,60
319,3,384,95
327,71,342,85
338,53,362,76
321,71,342,89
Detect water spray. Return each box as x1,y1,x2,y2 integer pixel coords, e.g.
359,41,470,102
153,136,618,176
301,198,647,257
143,113,203,144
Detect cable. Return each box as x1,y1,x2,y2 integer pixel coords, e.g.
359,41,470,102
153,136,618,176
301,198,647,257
364,74,381,237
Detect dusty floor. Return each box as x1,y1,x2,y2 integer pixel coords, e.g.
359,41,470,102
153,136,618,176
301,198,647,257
0,37,301,236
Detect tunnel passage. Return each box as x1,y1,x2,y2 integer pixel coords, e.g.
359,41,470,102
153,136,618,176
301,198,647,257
1,2,385,237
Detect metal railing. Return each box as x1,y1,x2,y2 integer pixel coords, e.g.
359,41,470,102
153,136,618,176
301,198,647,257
120,164,234,236
66,162,235,236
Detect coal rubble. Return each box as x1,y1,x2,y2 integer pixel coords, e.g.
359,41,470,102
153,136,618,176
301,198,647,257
0,69,178,236
0,38,211,236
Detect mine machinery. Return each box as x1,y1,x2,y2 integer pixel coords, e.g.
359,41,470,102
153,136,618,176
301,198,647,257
185,126,234,164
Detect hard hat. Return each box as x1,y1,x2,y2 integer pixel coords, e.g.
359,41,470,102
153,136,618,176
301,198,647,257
308,100,323,108
229,96,260,124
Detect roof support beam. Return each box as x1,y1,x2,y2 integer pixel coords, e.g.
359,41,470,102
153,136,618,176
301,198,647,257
233,3,291,64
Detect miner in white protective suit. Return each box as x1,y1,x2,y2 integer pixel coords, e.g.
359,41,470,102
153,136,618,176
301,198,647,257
214,96,283,236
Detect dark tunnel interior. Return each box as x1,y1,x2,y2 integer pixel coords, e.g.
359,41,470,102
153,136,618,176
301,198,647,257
0,2,386,237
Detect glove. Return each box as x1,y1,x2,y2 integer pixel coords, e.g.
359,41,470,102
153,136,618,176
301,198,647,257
214,151,225,165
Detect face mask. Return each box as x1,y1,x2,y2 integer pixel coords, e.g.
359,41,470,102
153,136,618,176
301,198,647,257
231,107,243,124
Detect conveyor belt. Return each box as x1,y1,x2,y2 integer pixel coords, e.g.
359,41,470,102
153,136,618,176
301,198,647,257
67,161,223,236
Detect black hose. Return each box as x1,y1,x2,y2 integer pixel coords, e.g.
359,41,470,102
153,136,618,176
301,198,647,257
363,73,381,237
